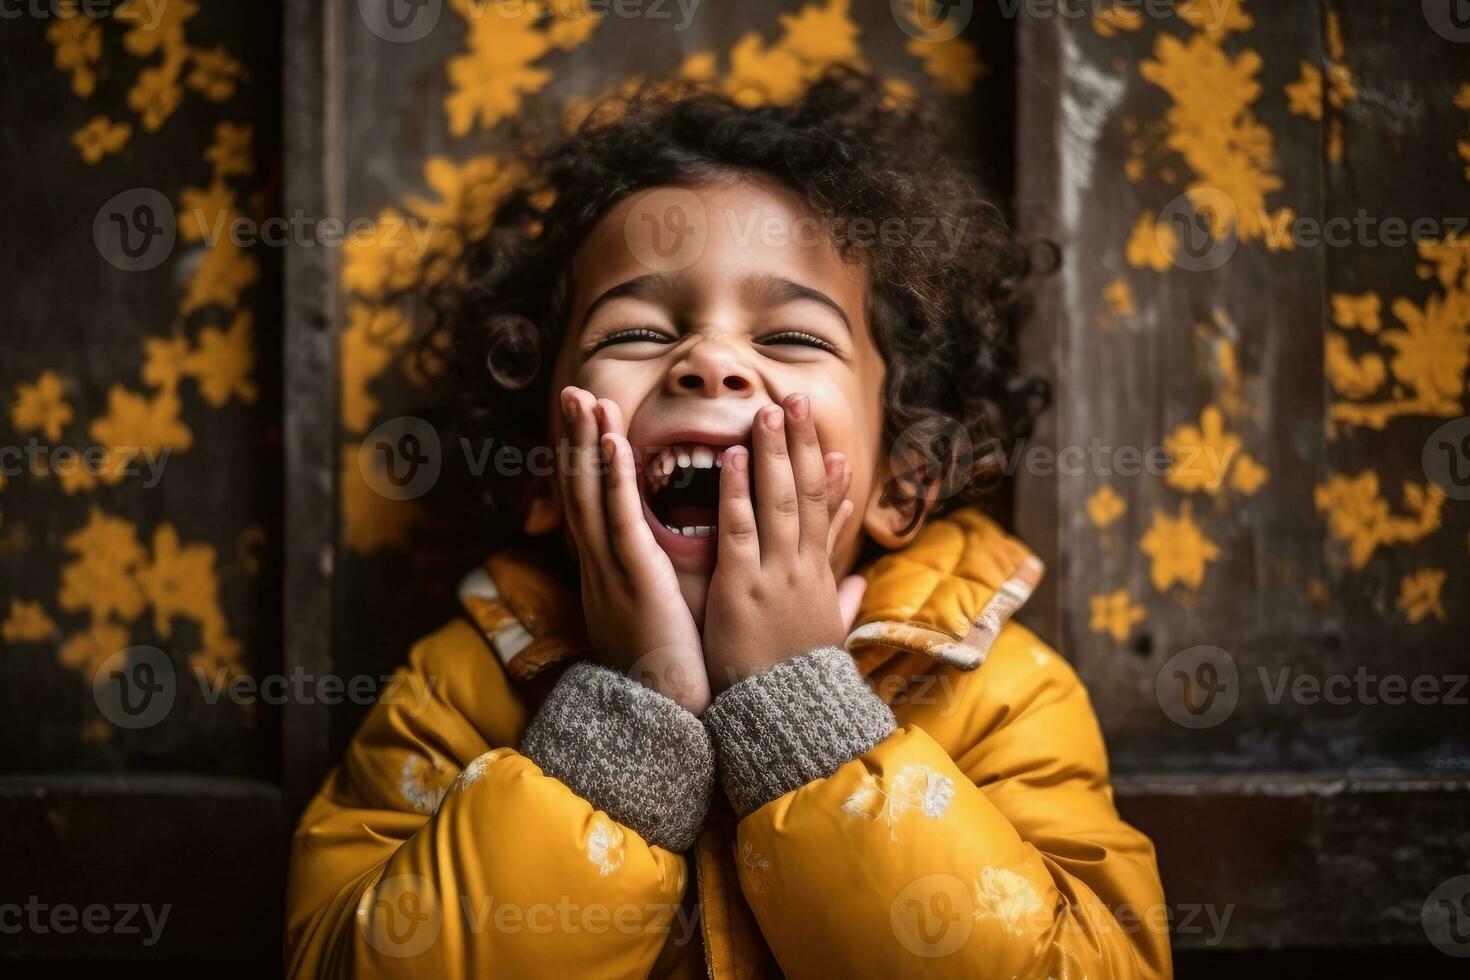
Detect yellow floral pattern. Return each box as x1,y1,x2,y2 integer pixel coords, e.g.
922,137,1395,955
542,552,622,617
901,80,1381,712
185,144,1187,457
1089,590,1145,643
1140,504,1220,593
11,5,266,743
1397,569,1447,625
1086,485,1126,529
1314,473,1444,571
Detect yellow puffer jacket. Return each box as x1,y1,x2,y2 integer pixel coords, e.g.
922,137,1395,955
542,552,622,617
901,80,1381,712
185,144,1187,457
285,508,1171,978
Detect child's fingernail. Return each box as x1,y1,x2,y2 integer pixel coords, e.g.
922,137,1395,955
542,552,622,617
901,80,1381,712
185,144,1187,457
729,447,748,471
786,394,809,421
763,406,783,430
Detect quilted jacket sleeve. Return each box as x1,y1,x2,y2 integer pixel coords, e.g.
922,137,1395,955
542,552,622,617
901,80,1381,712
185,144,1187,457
284,619,709,979
702,630,1172,979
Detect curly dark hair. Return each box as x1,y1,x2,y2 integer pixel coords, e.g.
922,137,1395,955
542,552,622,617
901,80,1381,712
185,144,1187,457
428,68,1046,539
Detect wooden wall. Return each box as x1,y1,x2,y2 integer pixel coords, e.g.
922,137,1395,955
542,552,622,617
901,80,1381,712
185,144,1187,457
1016,0,1470,950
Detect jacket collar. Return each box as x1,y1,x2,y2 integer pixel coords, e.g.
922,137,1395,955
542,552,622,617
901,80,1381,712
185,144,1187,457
459,506,1043,683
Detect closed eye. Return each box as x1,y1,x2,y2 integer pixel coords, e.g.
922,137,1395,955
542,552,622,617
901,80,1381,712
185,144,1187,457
757,330,838,354
589,327,676,353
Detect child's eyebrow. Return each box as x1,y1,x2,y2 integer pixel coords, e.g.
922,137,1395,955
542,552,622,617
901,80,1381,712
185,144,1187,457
741,273,852,334
577,272,852,334
578,274,676,332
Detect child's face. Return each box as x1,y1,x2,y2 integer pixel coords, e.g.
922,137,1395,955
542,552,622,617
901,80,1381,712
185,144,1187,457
549,178,891,620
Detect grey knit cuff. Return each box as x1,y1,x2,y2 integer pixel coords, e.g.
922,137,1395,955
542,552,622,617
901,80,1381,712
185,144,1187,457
703,646,898,817
521,661,714,851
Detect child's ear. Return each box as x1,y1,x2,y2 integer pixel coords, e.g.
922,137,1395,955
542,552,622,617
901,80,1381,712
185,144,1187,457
861,478,932,550
521,477,562,535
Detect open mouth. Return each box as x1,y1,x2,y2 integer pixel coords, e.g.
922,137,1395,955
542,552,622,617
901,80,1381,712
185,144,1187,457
641,443,732,539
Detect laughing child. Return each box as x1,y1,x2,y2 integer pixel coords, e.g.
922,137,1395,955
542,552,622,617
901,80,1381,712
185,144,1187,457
286,71,1170,979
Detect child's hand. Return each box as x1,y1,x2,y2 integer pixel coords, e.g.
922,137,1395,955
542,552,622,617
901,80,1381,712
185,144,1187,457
702,394,857,695
559,387,711,714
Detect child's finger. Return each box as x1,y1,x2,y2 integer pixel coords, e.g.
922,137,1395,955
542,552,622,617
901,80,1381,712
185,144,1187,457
599,428,659,579
560,386,607,561
827,498,854,558
823,452,850,518
717,445,758,567
837,574,867,632
752,403,798,560
782,394,829,558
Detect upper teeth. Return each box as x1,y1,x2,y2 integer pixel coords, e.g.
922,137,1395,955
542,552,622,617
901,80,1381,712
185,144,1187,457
644,443,726,492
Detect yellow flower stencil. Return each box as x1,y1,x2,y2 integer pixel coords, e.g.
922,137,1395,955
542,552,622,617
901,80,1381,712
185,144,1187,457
1330,238,1469,430
1126,211,1177,271
60,620,131,679
178,182,236,242
118,0,199,58
205,122,254,180
1136,23,1294,250
3,600,58,644
341,306,412,435
186,46,245,102
1227,451,1267,496
129,56,187,133
1086,485,1126,528
1098,278,1137,328
1398,569,1447,625
11,371,74,442
1314,472,1444,570
1140,504,1219,592
73,116,132,164
58,507,147,625
1164,405,1240,494
1089,590,1145,642
906,37,985,96
135,523,224,640
1324,334,1386,399
1331,292,1382,334
186,312,258,407
45,12,102,98
1093,4,1144,37
88,386,193,485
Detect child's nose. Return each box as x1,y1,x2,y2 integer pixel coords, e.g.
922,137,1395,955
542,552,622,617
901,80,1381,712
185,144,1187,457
668,339,756,396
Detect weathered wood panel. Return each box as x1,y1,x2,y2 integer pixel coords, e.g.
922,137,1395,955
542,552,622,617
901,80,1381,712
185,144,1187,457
0,0,283,779
0,2,285,967
1017,0,1470,952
